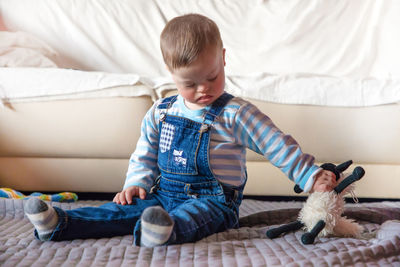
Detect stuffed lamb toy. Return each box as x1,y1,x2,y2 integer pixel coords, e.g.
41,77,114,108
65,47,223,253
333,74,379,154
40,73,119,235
267,160,365,244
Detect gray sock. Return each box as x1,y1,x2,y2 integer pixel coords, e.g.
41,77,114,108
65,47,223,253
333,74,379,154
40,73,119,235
140,206,174,247
24,198,58,241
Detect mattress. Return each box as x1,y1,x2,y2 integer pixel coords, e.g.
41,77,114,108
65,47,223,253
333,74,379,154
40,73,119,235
1,198,399,266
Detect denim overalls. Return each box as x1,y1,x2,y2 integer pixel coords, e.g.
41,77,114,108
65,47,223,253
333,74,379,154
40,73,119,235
41,92,243,245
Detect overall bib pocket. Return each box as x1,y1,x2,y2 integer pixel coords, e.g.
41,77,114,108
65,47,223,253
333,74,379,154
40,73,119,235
158,120,202,175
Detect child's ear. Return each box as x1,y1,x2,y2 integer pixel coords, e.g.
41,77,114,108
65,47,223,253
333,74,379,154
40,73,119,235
222,48,226,66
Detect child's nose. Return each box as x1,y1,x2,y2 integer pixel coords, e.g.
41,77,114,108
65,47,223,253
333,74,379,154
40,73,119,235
197,83,209,93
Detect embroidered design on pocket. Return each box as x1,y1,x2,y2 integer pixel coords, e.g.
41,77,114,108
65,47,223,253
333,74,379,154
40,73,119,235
173,149,187,167
160,122,175,153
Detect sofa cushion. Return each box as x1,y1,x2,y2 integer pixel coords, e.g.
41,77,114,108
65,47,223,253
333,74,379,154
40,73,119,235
0,96,153,158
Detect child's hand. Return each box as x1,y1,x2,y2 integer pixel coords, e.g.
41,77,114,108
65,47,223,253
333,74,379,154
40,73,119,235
113,186,147,205
311,170,337,192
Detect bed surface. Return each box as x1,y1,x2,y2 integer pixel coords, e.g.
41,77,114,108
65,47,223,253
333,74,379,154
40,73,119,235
1,199,399,266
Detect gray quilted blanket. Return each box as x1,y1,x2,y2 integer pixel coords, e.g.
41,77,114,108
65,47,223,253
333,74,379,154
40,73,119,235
1,199,399,266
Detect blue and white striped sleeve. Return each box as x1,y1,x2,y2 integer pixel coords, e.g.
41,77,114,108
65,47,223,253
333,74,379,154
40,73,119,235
233,102,321,192
123,102,160,192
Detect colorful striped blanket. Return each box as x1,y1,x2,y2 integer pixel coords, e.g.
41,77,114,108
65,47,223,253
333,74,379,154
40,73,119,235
0,188,77,202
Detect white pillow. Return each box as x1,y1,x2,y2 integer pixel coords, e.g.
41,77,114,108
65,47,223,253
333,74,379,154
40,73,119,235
0,31,59,68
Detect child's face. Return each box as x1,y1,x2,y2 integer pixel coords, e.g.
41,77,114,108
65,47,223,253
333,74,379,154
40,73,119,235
170,46,226,110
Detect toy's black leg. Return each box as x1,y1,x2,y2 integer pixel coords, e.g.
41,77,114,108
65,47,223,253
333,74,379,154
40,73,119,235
301,220,326,245
334,166,365,194
266,220,304,239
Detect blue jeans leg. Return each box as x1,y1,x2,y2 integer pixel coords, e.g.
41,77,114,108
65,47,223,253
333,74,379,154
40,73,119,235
38,196,161,241
167,198,239,244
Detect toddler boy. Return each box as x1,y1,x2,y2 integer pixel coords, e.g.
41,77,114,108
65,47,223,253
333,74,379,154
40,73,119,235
25,14,336,247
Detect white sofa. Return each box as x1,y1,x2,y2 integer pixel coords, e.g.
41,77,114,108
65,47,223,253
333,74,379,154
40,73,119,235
1,0,400,199
1,93,399,199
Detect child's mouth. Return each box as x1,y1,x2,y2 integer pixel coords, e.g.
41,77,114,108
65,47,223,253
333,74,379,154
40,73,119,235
198,95,213,103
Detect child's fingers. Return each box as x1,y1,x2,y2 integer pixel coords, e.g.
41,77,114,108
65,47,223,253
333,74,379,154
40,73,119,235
118,191,126,205
115,192,126,205
113,193,120,204
328,171,336,183
319,184,330,192
322,170,336,186
112,186,145,205
125,188,136,205
139,188,146,200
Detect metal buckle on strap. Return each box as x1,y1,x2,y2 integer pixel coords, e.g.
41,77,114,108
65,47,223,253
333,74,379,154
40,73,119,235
199,124,209,133
233,189,239,202
150,177,161,193
159,112,166,121
200,111,214,132
222,185,240,202
149,184,157,194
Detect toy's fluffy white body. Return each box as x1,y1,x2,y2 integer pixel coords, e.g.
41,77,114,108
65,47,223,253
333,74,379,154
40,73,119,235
298,185,363,238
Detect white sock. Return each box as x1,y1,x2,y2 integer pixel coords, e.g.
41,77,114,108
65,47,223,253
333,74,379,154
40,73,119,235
24,198,58,241
140,206,174,247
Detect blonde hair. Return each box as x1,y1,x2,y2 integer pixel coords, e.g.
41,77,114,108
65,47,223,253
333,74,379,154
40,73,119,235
160,13,223,71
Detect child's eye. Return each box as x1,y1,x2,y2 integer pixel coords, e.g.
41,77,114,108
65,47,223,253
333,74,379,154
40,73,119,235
208,75,218,82
185,83,195,88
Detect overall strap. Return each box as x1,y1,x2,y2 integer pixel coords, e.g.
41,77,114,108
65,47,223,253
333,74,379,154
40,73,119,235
158,95,178,109
204,92,234,123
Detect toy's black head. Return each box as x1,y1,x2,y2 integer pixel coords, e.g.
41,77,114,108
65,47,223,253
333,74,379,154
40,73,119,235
293,160,356,194
319,163,340,180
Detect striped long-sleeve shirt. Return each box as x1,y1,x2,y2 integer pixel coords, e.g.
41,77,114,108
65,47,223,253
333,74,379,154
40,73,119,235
124,94,321,193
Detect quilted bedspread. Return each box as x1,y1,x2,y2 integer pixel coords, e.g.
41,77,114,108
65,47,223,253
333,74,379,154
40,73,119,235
1,199,399,266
